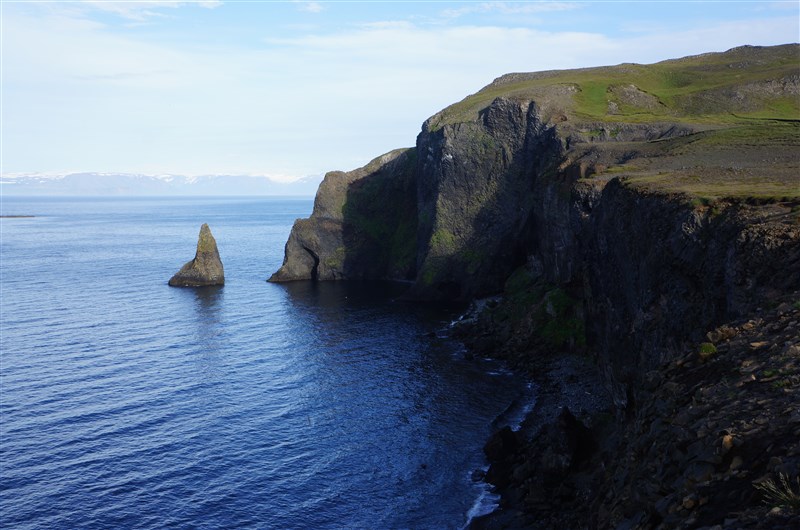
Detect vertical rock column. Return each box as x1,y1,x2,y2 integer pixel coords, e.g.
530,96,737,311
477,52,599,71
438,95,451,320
168,223,225,287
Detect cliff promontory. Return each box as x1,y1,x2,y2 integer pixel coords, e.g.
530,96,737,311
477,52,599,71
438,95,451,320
270,44,800,528
269,148,417,282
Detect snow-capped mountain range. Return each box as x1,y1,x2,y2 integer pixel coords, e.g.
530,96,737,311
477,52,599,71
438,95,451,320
0,172,322,196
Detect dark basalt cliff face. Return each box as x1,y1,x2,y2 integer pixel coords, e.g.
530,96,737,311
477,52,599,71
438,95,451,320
409,98,562,300
581,183,800,408
271,44,800,528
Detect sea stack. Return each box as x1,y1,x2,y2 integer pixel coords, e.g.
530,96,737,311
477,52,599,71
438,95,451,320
168,224,224,287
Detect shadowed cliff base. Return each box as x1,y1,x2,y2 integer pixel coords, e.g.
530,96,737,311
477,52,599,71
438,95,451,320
464,294,800,530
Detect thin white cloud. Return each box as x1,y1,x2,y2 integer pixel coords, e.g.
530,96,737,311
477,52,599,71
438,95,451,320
3,4,798,177
442,1,580,19
297,1,324,14
83,1,221,21
4,11,192,88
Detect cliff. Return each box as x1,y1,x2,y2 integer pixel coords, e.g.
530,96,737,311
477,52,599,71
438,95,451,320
270,44,800,527
269,148,417,282
469,300,800,529
273,44,798,295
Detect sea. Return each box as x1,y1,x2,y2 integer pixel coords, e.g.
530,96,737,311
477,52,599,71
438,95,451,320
0,196,535,530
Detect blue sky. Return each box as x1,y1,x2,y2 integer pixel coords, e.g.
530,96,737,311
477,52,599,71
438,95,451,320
3,1,798,180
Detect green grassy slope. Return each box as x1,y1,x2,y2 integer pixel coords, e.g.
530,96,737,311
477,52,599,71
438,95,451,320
429,44,799,200
430,44,799,127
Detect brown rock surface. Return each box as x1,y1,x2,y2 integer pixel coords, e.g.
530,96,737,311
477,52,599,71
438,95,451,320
168,223,224,287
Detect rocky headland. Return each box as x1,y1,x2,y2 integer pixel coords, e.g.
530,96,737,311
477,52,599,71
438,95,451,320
270,44,800,528
169,223,225,287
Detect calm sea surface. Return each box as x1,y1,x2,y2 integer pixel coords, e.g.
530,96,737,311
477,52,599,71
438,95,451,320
0,197,533,529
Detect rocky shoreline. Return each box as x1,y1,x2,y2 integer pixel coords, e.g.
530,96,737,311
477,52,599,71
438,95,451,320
459,294,800,529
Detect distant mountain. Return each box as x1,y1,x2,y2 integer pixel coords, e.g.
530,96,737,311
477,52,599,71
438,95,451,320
0,172,322,196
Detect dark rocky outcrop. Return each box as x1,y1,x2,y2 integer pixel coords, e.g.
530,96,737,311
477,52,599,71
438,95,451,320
270,44,800,528
269,148,417,282
581,186,800,409
592,302,800,530
409,97,563,300
470,297,800,530
168,223,224,287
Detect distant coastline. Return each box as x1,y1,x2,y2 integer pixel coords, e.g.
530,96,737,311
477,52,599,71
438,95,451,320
1,172,322,197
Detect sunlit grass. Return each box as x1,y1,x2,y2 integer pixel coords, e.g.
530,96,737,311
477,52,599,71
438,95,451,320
429,44,799,129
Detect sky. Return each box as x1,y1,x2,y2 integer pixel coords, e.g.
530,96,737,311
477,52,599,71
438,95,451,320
2,1,798,181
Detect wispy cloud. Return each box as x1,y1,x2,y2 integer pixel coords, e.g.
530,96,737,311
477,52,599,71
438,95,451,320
442,1,580,19
4,1,798,177
72,70,175,82
83,1,221,21
296,1,324,14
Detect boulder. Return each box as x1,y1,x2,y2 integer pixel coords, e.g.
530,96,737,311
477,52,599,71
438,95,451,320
484,425,522,462
168,224,224,287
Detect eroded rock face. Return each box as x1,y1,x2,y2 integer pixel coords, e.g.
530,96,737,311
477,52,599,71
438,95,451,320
581,185,800,409
268,148,417,283
409,97,563,301
168,223,224,287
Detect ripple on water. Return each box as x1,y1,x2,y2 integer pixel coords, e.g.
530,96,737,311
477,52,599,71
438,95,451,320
0,197,533,530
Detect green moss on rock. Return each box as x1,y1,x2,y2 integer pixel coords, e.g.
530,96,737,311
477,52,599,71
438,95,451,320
169,223,225,287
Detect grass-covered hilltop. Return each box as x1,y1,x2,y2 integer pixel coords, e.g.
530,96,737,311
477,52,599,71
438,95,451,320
271,44,800,529
430,43,798,200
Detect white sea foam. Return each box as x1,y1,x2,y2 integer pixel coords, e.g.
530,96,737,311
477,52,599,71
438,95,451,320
462,476,500,529
491,381,538,431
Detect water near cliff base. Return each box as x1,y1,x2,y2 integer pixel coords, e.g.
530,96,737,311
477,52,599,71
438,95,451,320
0,197,532,529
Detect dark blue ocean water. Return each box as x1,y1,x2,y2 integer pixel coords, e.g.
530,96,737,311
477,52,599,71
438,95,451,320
0,197,533,530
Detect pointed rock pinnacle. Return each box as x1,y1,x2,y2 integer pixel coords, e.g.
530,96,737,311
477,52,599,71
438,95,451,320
168,223,225,287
